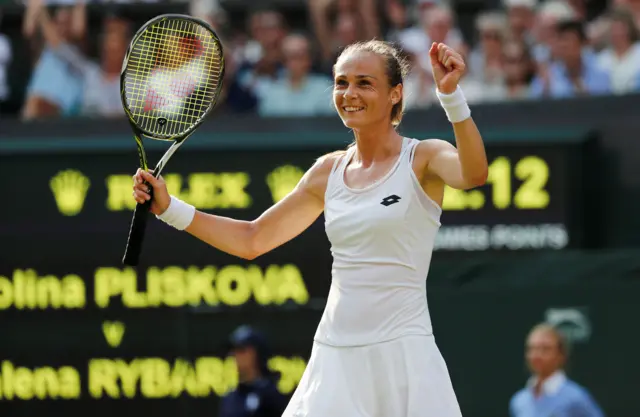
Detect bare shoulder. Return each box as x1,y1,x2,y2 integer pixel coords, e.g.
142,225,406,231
412,139,457,174
414,138,456,158
298,150,346,201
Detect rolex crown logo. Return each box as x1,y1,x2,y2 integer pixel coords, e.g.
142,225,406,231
266,165,304,203
50,169,90,216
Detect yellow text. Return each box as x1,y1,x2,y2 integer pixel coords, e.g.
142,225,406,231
94,264,309,308
0,269,85,310
106,172,252,211
443,156,550,211
0,361,80,400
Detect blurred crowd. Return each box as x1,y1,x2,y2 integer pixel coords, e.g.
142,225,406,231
0,0,639,120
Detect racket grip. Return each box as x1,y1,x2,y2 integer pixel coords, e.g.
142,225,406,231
122,188,154,266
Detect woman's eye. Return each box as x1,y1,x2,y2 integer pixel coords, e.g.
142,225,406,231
335,80,347,87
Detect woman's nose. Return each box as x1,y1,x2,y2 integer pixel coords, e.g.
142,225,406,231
343,84,357,99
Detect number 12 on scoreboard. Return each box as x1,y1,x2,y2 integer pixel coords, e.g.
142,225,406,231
442,156,550,211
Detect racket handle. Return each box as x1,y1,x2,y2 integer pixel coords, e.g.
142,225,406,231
122,186,154,266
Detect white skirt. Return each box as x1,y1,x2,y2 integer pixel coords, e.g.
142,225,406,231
282,335,463,417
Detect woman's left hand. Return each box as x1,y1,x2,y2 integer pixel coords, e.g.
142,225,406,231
429,42,466,95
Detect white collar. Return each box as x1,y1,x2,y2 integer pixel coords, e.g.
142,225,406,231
527,371,567,396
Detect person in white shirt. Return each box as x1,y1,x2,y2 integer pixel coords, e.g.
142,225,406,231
256,33,334,117
596,7,640,94
132,39,489,417
510,324,604,417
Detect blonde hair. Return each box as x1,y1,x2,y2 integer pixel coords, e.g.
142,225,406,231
529,323,571,358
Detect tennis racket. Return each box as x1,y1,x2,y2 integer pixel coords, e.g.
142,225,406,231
120,14,225,266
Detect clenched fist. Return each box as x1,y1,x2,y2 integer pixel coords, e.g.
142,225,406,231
429,42,466,95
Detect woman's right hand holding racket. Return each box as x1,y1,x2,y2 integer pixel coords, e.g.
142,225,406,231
132,169,171,215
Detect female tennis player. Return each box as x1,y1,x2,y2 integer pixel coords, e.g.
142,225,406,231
133,40,488,416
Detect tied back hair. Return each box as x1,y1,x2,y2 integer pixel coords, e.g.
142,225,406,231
334,40,412,128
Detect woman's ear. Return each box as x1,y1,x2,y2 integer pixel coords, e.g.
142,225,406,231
391,84,403,105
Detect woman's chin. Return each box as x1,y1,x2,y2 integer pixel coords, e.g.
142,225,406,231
340,113,368,129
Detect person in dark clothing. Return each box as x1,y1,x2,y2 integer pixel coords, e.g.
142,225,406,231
219,325,288,417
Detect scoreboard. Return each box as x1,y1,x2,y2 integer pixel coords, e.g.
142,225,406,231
0,135,591,416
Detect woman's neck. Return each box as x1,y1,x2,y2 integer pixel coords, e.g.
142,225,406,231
352,124,403,166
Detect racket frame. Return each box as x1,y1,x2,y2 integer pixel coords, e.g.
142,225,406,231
120,14,225,266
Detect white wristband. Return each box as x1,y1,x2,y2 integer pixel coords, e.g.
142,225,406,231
436,86,471,124
156,195,196,231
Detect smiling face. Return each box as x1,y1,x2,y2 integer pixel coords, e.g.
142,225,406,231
333,49,403,130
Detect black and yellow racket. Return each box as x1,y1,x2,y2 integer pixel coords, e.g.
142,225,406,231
120,14,225,266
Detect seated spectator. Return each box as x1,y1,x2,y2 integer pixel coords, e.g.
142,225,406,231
531,0,576,64
238,8,287,68
309,0,379,68
616,0,640,28
255,33,334,117
21,0,86,120
399,4,466,75
467,11,509,86
530,19,610,98
226,8,288,113
503,41,536,100
503,0,537,45
403,51,436,110
79,15,131,117
383,0,412,45
597,7,640,94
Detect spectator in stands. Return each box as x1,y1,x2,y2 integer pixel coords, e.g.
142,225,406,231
21,0,86,120
79,14,131,117
502,40,536,100
503,0,537,45
240,8,287,68
383,0,412,45
219,325,287,417
531,0,576,63
399,4,466,75
402,50,436,109
596,7,640,94
616,0,640,28
468,11,509,87
309,0,379,69
228,8,288,113
255,33,333,117
333,13,360,63
509,323,604,417
0,9,12,111
530,19,610,98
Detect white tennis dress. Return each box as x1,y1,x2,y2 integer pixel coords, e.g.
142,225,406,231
282,137,463,417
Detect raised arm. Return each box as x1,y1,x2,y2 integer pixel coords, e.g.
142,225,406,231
308,0,335,63
419,43,488,190
22,0,43,39
134,154,339,260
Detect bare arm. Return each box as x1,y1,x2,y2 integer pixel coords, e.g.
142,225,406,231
359,0,380,42
36,6,63,49
308,0,334,63
420,119,488,190
70,0,87,41
136,154,339,260
22,0,43,38
421,42,488,190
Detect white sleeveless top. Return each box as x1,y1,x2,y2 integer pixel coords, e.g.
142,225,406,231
315,137,443,347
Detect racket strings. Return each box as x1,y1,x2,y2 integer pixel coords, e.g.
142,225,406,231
123,18,223,138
